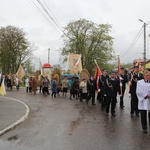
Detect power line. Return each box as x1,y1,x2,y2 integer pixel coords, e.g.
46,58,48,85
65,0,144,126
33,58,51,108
42,0,63,28
120,26,143,58
29,0,61,35
37,0,64,33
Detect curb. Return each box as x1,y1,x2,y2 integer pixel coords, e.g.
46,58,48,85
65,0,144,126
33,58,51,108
0,96,30,136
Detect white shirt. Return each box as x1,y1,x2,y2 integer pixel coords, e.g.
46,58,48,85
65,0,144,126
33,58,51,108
136,79,150,110
25,78,29,87
79,81,87,93
15,77,19,85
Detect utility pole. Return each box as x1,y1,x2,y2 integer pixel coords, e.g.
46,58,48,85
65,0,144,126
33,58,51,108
48,48,50,64
143,22,146,70
139,19,146,70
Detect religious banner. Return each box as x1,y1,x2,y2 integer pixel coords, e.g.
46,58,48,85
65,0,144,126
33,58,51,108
69,54,82,74
16,64,25,81
51,68,61,85
0,78,6,96
80,69,90,83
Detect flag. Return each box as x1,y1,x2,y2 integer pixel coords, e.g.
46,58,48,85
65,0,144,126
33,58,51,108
0,78,6,96
69,54,82,74
117,55,121,74
94,59,102,91
16,64,25,81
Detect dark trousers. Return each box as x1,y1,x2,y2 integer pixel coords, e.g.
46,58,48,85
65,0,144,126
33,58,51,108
43,87,49,94
26,87,28,93
106,96,117,114
39,86,42,93
140,110,150,130
120,88,125,107
52,92,56,97
80,92,87,101
131,94,139,115
87,91,95,105
99,91,107,108
29,87,32,93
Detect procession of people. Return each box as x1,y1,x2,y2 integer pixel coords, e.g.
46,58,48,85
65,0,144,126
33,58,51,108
0,65,150,134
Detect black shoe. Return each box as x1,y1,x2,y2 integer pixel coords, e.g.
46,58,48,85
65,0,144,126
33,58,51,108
112,113,116,116
86,100,89,104
105,112,108,116
131,114,134,117
120,106,124,110
92,104,96,105
101,107,104,110
143,129,148,133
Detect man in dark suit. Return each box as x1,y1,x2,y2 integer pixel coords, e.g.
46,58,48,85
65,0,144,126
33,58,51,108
87,75,96,105
119,67,128,109
128,66,143,117
105,71,120,116
98,68,109,110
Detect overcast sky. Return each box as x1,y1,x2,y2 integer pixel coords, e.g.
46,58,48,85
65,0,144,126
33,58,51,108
0,0,150,68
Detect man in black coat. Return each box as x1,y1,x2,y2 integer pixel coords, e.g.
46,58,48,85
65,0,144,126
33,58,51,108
105,71,120,116
98,68,109,110
119,67,128,109
128,66,143,117
87,75,96,105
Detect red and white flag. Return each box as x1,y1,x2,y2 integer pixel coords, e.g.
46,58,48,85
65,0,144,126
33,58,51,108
94,59,102,91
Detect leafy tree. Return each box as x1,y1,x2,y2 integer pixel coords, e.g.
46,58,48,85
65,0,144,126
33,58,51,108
60,19,114,74
103,63,116,74
0,25,33,74
23,58,34,74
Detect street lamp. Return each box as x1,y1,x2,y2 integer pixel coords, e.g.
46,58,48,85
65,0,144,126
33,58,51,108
139,19,146,70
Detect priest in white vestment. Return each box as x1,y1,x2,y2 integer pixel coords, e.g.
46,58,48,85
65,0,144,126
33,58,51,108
136,70,150,133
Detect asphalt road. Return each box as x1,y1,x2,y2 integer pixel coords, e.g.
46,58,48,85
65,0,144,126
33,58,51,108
0,88,150,150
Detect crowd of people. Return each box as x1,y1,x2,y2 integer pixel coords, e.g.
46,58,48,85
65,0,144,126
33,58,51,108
1,66,150,133
1,75,20,91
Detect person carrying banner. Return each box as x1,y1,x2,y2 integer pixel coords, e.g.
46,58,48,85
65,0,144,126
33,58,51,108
0,75,6,96
98,68,109,110
119,67,128,109
128,66,143,117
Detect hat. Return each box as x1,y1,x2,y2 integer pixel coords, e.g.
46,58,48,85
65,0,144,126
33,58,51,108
102,68,107,72
120,67,125,70
134,66,139,69
110,71,117,75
